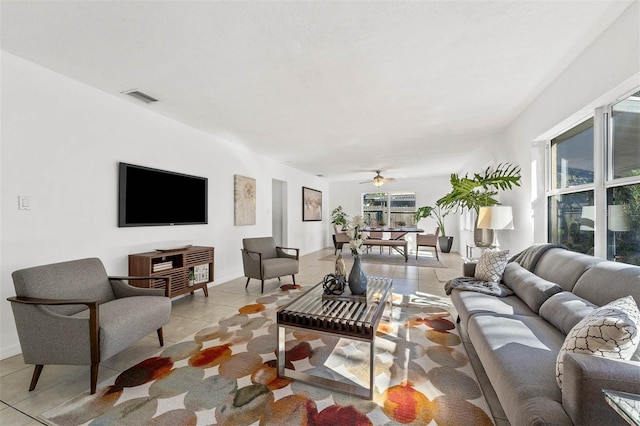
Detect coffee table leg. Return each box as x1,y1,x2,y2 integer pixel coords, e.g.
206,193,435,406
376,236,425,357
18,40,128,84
277,323,285,377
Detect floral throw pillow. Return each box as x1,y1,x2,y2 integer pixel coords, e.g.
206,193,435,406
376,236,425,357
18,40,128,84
556,295,640,389
474,249,509,283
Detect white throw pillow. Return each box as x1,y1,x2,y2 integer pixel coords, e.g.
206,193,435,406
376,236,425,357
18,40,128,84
555,296,640,389
474,249,509,283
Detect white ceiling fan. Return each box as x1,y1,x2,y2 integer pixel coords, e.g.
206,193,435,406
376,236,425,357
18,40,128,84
359,170,396,187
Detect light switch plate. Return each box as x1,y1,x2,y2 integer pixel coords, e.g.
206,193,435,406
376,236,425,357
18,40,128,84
18,196,31,210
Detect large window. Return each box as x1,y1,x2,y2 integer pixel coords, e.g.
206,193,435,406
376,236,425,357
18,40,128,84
547,90,640,264
548,191,594,255
550,118,594,190
362,192,416,227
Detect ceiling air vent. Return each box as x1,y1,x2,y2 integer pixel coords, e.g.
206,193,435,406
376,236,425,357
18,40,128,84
121,89,158,104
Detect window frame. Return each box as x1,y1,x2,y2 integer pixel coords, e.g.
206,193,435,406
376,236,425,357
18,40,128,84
545,87,640,261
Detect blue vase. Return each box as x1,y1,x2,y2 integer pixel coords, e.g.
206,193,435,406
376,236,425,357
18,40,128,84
348,255,368,295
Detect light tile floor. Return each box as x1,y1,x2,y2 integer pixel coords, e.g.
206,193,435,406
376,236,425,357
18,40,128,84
0,248,509,425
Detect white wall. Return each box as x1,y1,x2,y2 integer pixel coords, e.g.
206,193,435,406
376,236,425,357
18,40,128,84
0,52,329,359
503,1,640,254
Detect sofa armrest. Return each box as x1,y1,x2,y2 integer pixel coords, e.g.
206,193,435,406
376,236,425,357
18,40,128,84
562,353,640,426
109,276,171,298
277,246,299,260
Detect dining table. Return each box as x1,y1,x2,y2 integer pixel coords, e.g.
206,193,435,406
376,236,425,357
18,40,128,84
360,227,424,239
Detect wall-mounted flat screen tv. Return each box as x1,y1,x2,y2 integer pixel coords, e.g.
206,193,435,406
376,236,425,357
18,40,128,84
118,162,208,227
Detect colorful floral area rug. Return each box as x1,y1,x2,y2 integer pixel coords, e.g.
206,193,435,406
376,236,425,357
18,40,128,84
41,287,494,425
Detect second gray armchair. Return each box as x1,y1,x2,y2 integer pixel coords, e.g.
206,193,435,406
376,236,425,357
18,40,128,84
241,237,299,293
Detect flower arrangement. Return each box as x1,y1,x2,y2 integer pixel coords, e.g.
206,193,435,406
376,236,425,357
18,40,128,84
346,215,366,255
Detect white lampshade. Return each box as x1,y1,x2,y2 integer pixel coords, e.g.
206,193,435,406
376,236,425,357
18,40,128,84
477,206,514,230
580,206,595,231
608,205,630,232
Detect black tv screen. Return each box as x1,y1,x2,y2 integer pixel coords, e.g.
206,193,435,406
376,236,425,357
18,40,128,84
118,162,208,227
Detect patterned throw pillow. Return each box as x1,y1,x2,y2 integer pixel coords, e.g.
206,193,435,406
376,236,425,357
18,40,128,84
555,296,640,389
474,249,509,283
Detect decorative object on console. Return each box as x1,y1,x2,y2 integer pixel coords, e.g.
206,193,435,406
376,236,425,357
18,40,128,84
346,215,367,295
477,205,514,249
335,252,346,277
555,295,640,389
322,273,346,295
234,175,256,226
302,186,322,221
348,256,368,295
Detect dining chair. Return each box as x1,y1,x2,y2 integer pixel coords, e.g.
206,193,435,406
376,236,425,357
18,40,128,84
416,227,440,260
368,231,384,253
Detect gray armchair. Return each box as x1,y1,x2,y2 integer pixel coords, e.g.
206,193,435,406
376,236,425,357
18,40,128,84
241,237,299,293
7,258,172,394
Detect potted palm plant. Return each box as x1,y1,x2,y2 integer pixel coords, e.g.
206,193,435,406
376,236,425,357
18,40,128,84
437,163,521,247
414,202,454,252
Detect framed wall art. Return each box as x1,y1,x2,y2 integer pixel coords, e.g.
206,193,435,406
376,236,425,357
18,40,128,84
234,175,256,226
302,186,322,221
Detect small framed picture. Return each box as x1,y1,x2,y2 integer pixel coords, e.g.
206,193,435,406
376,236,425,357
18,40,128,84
302,187,322,221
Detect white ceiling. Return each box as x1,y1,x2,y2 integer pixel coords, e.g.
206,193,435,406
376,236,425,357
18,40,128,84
1,1,633,183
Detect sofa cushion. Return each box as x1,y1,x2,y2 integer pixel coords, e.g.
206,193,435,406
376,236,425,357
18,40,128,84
539,292,597,335
556,296,640,389
262,258,299,280
73,295,172,361
503,262,563,313
475,249,509,282
467,313,572,425
532,248,605,292
450,290,536,327
572,261,640,307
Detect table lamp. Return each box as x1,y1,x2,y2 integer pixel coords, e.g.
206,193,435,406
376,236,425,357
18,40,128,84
477,206,514,249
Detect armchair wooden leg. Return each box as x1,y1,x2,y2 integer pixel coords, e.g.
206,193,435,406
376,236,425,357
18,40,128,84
157,328,164,346
292,275,296,284
246,277,251,288
261,280,264,293
90,363,99,395
29,364,44,391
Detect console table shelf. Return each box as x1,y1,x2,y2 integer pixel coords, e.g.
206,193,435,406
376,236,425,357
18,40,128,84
128,246,214,298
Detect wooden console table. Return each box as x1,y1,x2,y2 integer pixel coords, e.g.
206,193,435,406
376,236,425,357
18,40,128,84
128,246,214,298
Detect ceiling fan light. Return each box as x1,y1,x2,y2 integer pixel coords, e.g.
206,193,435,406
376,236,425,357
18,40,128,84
373,179,384,187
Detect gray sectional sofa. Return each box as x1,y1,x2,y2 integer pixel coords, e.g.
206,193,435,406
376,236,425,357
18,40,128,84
451,245,640,425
